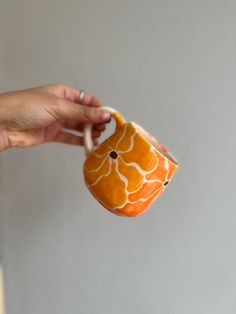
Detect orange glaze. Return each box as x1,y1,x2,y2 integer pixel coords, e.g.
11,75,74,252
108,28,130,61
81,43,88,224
83,122,178,217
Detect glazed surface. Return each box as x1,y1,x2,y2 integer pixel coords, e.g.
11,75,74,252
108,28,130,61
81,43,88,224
84,123,178,216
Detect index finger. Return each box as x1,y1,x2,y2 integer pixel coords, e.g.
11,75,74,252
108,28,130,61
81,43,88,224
44,84,103,108
76,93,102,108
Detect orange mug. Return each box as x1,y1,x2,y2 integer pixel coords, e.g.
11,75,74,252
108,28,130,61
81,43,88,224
83,107,179,217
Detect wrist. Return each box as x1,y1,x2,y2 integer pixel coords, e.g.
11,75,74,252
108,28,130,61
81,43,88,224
0,128,11,151
0,94,12,151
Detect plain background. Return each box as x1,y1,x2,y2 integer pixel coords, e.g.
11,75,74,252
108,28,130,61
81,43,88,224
0,0,236,313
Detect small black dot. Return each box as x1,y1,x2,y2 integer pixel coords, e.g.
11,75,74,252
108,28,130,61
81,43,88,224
110,151,118,159
164,181,169,186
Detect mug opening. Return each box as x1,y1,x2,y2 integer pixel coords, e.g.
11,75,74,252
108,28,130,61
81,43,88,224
132,122,178,165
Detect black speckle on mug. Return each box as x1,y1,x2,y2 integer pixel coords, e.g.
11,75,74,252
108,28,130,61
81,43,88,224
110,151,118,159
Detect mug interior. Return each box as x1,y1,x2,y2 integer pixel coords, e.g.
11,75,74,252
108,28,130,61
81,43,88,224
131,122,178,165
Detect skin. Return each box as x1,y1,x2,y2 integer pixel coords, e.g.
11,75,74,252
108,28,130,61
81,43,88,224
0,84,111,152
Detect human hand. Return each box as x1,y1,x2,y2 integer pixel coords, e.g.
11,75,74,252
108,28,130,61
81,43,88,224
0,84,111,151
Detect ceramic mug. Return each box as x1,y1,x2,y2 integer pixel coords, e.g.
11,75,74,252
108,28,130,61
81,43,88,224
83,107,179,217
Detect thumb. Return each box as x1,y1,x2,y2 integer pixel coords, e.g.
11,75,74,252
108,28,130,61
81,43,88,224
55,99,111,123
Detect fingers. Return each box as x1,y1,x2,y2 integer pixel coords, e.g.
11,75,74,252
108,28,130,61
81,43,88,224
92,130,102,138
77,93,102,107
42,84,80,102
55,99,111,123
61,121,106,140
52,131,99,146
94,123,106,132
61,121,103,138
43,84,111,125
62,120,106,133
53,131,84,145
44,84,103,108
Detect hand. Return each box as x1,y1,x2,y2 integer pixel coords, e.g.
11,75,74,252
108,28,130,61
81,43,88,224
0,84,111,151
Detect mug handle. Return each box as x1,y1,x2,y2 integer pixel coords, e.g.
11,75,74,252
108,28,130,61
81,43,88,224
83,106,126,156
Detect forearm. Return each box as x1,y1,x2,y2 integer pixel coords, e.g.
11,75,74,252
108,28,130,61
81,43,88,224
0,130,10,151
0,93,10,151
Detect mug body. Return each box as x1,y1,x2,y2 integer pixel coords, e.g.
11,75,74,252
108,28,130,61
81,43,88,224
83,121,178,217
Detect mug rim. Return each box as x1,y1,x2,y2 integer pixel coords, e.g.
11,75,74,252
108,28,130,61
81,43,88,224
85,120,178,167
129,122,178,166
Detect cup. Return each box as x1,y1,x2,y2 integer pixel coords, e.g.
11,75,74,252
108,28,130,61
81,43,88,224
83,107,179,217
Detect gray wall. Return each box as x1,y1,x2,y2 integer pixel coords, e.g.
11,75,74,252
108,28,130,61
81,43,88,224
1,0,236,313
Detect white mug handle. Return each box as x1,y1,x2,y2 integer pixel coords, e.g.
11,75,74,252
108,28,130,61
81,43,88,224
83,106,126,156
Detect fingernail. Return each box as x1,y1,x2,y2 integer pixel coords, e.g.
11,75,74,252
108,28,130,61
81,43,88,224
85,107,110,122
96,109,111,121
